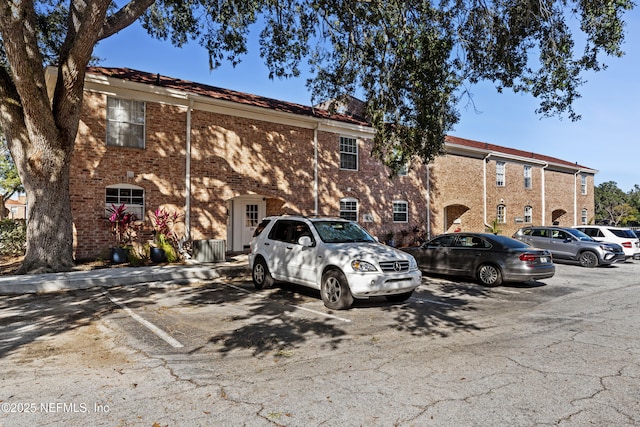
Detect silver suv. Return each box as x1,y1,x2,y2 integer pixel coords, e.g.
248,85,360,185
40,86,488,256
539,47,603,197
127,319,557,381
573,225,640,260
248,216,422,309
513,226,626,267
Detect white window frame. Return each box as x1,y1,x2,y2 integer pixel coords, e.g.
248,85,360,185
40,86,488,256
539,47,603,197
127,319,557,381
497,204,506,223
392,200,409,223
339,136,358,171
106,97,146,148
524,206,532,223
496,161,506,187
581,174,587,195
524,165,532,189
105,184,145,220
339,197,358,221
581,208,588,225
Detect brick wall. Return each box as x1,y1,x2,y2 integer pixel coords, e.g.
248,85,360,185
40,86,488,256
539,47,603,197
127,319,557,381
70,86,595,259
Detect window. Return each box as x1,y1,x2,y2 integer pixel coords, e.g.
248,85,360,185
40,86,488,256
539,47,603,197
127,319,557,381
107,97,145,148
524,206,532,223
496,161,505,186
339,137,358,170
524,165,532,189
581,208,588,225
393,201,408,223
496,204,506,223
105,184,145,219
245,204,258,228
339,198,358,221
581,175,587,195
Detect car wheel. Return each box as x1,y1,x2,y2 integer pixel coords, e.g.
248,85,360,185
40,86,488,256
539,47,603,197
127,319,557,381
320,270,354,310
252,257,274,290
385,291,414,303
477,264,503,286
578,251,599,268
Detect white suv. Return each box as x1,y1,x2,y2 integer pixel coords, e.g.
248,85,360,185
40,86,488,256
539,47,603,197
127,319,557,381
573,225,640,260
248,216,422,310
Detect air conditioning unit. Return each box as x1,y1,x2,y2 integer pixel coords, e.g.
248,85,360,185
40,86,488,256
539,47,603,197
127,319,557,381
192,239,226,262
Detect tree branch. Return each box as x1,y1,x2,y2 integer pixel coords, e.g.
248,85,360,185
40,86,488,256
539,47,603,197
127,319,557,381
98,0,156,41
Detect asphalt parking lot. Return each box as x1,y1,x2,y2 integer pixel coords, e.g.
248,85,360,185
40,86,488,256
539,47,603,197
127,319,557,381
1,259,639,426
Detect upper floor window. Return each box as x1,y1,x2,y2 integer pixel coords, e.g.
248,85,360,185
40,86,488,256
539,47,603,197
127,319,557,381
105,184,145,220
581,174,587,195
496,161,505,187
339,197,358,221
339,137,358,170
524,205,533,223
524,165,532,189
496,204,506,223
393,200,408,223
581,208,588,225
107,97,145,148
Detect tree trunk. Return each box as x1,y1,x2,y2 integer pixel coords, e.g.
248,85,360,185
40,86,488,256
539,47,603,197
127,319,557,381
17,154,75,274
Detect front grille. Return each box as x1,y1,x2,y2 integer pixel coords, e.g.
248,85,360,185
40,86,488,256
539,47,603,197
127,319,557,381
379,260,410,273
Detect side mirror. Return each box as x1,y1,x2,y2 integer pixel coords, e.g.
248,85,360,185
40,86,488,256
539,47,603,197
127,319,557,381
298,236,313,247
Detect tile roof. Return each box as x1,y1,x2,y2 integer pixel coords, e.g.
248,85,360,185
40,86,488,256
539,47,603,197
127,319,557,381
445,135,593,171
86,67,369,127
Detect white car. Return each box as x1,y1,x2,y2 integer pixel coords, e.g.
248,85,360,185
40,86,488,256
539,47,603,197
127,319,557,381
248,216,422,310
573,225,640,260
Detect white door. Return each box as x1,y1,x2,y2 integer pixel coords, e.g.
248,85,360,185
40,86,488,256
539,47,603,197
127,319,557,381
229,197,266,252
243,202,260,248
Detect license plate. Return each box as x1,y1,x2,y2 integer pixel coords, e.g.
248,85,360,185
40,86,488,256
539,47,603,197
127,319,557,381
540,257,548,263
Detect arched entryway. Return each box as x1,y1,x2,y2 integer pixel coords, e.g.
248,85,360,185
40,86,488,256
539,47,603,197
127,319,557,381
551,209,568,225
444,204,470,233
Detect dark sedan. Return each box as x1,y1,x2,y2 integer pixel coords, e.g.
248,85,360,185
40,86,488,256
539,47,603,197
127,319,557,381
402,232,555,286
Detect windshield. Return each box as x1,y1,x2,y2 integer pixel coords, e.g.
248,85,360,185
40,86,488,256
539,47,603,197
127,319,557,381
312,220,376,243
565,228,595,241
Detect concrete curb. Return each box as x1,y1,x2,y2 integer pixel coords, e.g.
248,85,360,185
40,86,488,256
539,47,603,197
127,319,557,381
0,263,250,295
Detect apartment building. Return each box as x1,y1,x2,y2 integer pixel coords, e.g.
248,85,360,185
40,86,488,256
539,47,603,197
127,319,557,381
48,67,595,260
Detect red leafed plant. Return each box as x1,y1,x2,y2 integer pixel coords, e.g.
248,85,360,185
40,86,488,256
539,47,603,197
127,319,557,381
108,203,138,247
150,208,182,262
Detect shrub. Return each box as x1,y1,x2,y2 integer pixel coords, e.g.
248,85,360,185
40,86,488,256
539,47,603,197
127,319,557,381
0,219,27,256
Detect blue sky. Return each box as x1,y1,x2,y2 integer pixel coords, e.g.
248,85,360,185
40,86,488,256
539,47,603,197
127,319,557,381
93,8,640,192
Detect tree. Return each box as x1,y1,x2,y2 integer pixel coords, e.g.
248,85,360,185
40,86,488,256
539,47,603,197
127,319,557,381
0,0,633,273
0,132,24,219
595,181,630,225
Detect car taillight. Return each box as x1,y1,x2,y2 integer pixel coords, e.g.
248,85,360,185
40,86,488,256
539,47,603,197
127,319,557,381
622,242,632,248
519,253,537,262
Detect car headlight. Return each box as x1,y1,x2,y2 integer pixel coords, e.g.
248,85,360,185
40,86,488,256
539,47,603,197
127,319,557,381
351,260,378,272
409,257,418,271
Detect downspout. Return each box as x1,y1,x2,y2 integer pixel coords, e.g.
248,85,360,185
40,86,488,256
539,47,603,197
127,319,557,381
483,153,492,229
183,98,193,244
425,164,431,239
573,168,586,225
541,162,548,225
314,123,319,216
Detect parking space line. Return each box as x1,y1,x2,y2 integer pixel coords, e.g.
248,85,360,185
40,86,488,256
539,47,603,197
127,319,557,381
411,297,455,307
222,283,351,322
295,306,351,322
102,290,184,348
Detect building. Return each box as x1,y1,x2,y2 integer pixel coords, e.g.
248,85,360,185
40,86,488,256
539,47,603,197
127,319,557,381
47,67,595,260
3,195,27,219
